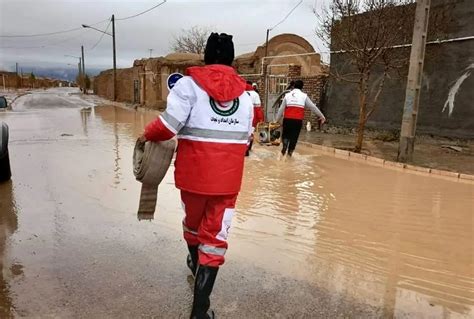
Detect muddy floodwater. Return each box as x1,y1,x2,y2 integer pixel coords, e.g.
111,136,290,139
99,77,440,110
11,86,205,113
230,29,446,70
0,89,473,318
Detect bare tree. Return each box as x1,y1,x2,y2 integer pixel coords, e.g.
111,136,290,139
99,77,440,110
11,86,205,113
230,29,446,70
170,26,211,54
317,0,420,152
318,0,452,152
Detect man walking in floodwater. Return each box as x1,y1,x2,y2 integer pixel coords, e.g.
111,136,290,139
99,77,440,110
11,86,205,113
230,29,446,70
140,33,253,319
276,80,326,156
245,80,264,156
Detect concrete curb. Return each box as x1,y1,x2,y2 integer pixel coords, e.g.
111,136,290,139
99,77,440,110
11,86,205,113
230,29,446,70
300,141,474,182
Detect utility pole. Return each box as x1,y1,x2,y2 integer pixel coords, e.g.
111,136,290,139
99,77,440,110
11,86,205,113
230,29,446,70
112,14,117,101
398,0,431,162
15,63,19,88
81,45,86,94
264,29,270,58
78,58,82,88
81,15,116,100
149,49,153,58
263,28,270,118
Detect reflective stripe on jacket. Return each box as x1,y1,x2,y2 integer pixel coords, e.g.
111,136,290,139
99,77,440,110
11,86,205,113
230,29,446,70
145,75,253,195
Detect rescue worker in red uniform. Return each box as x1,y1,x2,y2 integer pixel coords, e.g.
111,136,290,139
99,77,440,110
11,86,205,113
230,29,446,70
276,80,326,156
141,33,253,319
245,81,264,155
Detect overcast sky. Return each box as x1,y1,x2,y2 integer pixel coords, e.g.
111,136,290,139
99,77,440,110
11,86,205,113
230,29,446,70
0,0,330,72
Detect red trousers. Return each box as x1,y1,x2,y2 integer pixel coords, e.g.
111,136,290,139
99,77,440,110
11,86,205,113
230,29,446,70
181,191,238,267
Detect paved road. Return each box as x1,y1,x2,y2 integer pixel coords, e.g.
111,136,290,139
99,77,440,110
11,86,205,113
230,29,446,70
0,89,472,318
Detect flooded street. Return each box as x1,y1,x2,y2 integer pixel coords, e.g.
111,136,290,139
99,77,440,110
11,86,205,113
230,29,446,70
0,89,472,318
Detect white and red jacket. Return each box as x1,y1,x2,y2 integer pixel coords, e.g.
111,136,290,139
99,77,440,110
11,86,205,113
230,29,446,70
276,88,325,121
144,65,253,195
246,84,264,127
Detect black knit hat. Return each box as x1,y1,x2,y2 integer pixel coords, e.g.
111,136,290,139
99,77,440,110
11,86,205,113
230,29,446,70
204,33,235,66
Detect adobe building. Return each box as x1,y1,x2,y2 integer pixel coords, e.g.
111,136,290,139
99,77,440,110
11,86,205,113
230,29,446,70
235,33,324,76
93,53,203,110
93,33,327,125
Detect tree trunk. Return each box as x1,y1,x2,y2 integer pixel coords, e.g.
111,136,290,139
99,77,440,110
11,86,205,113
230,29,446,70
355,72,369,153
355,111,366,153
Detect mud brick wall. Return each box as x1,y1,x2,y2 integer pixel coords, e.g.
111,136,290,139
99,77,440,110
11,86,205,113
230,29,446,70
93,69,114,101
291,75,327,128
93,68,136,103
0,71,59,89
288,65,302,78
116,68,135,103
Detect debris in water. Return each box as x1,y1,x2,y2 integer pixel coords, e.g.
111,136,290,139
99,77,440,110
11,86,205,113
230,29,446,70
441,145,463,152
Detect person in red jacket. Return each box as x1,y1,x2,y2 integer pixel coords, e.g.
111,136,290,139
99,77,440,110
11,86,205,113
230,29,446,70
245,81,264,155
275,80,326,156
140,33,253,319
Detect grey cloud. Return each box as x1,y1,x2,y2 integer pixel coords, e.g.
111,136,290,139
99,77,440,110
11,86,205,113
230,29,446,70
0,0,329,71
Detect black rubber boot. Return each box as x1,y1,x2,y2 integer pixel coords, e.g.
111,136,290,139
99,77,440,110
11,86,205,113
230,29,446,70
288,149,294,157
190,265,219,319
245,139,253,157
187,246,198,277
281,139,289,155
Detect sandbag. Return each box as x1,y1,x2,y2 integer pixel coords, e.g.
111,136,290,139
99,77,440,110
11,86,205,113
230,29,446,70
133,138,176,219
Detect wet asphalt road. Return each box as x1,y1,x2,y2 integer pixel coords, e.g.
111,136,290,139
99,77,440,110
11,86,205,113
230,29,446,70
0,88,472,318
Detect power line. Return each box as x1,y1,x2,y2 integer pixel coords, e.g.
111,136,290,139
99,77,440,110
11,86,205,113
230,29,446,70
89,19,112,50
116,0,167,21
0,19,109,38
0,31,88,50
269,0,303,31
0,0,167,39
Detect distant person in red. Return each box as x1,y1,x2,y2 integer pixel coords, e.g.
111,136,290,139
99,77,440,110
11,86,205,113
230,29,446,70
140,33,253,319
245,81,264,155
276,80,325,156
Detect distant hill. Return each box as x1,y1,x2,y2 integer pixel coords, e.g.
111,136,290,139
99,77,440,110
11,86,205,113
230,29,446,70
16,67,104,82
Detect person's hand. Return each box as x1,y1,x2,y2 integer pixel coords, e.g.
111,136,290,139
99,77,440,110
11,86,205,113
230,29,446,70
138,134,147,143
319,117,326,125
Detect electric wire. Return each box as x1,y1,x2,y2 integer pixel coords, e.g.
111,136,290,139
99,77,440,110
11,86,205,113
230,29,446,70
116,0,167,21
0,18,110,38
89,19,112,50
269,0,303,31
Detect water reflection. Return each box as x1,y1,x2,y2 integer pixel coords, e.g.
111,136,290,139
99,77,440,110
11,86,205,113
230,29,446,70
80,107,92,136
92,106,158,188
0,181,19,318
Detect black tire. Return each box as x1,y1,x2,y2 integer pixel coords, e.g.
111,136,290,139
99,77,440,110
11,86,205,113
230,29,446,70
259,130,269,143
0,150,11,181
271,130,281,140
0,122,11,181
0,122,8,154
0,96,7,109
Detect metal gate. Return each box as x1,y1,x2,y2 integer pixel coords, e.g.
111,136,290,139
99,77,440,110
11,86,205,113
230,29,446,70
265,75,288,121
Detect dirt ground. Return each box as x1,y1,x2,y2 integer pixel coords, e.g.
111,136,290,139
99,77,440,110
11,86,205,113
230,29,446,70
300,126,474,175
